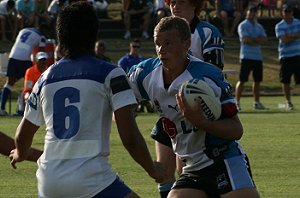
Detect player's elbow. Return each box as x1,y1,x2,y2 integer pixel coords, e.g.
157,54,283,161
233,124,243,140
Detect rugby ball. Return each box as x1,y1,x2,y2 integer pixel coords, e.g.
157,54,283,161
179,79,221,120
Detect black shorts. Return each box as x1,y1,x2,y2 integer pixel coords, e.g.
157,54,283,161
280,56,300,84
239,59,263,82
151,117,172,148
172,155,255,197
6,58,32,79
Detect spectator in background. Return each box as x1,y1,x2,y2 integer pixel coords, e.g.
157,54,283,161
0,0,17,41
47,0,68,38
122,0,151,39
35,0,50,27
0,23,48,116
155,0,170,23
215,0,242,37
118,38,153,113
95,39,112,63
93,0,109,18
235,5,267,111
259,0,277,17
118,38,145,73
275,4,300,110
283,0,300,19
16,0,36,29
16,52,49,115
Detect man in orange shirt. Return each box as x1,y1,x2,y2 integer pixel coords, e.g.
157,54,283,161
16,51,48,115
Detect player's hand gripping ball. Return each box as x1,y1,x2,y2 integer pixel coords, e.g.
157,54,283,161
179,79,221,120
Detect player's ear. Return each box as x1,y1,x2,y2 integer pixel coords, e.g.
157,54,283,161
183,38,191,53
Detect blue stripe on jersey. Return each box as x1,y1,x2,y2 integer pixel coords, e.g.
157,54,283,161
128,58,161,100
36,56,117,94
196,21,225,50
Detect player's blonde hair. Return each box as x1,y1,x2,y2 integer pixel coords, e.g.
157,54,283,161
154,16,191,41
164,0,206,16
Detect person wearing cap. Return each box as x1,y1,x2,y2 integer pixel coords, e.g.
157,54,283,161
23,51,48,101
235,5,267,111
275,4,300,110
13,51,48,116
14,51,49,115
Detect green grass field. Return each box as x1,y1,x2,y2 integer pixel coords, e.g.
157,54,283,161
0,96,299,198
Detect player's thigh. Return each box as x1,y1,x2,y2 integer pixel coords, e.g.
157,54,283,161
155,141,176,177
221,187,260,198
168,188,208,198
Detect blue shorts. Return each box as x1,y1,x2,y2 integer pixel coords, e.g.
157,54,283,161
93,176,132,198
172,155,255,197
6,58,32,79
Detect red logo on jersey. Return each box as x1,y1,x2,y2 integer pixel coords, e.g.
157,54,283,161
161,117,177,139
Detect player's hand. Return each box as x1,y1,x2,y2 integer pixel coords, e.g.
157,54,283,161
176,93,207,128
9,149,25,169
150,161,166,183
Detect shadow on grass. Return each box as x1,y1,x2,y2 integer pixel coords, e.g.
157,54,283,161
237,109,297,114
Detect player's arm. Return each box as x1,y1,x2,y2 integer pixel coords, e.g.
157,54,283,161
10,118,41,169
114,104,165,183
176,94,243,140
0,131,42,162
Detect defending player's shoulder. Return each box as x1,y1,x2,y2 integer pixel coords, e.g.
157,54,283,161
188,55,223,76
128,57,161,75
197,20,223,37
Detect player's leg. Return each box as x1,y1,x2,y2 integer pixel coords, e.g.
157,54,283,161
151,117,176,197
221,188,260,198
220,155,260,198
155,141,176,198
168,188,208,198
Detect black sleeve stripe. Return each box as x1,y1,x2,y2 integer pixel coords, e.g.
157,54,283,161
110,75,131,95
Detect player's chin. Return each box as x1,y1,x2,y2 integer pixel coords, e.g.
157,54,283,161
160,58,169,65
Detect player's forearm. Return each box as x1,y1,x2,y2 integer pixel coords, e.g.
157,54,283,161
26,148,43,162
0,132,16,156
14,119,38,160
123,131,156,176
195,116,243,140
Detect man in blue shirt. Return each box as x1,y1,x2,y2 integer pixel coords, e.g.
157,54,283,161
118,38,145,73
275,4,300,110
235,5,267,110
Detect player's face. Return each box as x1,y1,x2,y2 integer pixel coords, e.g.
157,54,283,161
169,0,195,21
154,29,190,71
